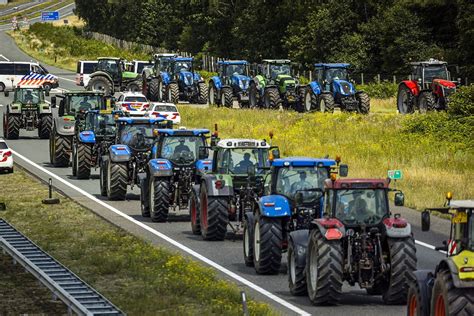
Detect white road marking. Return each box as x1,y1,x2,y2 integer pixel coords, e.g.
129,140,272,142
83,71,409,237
57,76,76,83
415,239,447,254
10,149,311,316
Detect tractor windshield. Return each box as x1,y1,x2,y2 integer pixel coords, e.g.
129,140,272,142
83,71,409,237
423,65,449,82
275,166,328,203
119,124,155,150
160,136,205,164
269,64,291,79
15,88,44,104
335,189,388,225
171,61,193,74
225,64,248,77
467,210,474,251
324,68,348,82
218,148,269,175
84,113,116,137
69,95,102,113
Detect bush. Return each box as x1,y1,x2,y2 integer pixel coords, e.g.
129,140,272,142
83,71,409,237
357,81,398,99
448,85,474,117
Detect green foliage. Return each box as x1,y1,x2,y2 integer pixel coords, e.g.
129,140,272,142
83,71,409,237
448,85,474,117
357,82,398,99
198,70,217,82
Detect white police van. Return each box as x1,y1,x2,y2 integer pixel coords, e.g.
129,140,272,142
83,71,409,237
75,60,98,87
0,61,59,92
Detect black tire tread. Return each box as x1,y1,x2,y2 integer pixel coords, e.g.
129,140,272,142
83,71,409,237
201,191,228,241
431,270,474,316
357,92,370,114
108,162,127,200
198,82,208,104
52,134,71,167
320,93,335,113
254,216,282,274
6,114,20,139
148,79,160,101
151,179,171,222
288,237,307,295
38,115,52,139
76,142,92,179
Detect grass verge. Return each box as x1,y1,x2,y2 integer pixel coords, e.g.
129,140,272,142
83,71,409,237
0,169,274,315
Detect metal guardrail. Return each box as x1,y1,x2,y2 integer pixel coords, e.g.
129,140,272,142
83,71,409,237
0,219,125,316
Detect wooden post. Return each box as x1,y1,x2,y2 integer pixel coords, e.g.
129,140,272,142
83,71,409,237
377,74,381,84
393,75,396,84
361,73,364,85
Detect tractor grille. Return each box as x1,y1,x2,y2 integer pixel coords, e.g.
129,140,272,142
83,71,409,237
340,82,352,95
185,74,194,86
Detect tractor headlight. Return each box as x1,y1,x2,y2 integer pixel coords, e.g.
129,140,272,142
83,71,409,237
238,79,245,89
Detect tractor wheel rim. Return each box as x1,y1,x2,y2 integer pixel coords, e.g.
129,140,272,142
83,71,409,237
254,221,260,262
221,92,226,106
399,89,408,112
244,224,250,257
435,294,445,316
106,161,111,195
321,99,326,112
209,87,214,104
290,248,296,284
149,180,155,214
309,242,318,291
201,194,208,230
93,81,105,91
408,294,417,316
305,93,311,111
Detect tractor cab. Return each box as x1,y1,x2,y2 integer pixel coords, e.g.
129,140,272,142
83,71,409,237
260,59,292,81
96,57,137,84
314,63,351,91
10,85,48,105
52,91,106,118
167,57,194,77
152,53,177,75
115,117,171,151
217,60,250,86
410,59,451,88
82,110,121,139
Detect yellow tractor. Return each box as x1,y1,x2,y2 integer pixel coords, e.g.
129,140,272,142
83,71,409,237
407,193,474,316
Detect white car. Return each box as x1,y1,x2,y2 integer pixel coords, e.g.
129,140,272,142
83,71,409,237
148,102,181,125
115,91,150,116
0,139,13,173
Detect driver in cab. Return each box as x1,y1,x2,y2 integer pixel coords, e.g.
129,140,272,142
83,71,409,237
290,171,312,194
236,153,254,173
24,90,34,102
79,96,92,111
349,195,371,222
173,138,191,156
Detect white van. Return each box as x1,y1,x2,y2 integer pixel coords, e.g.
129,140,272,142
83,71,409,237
131,60,153,74
75,60,98,86
0,61,59,92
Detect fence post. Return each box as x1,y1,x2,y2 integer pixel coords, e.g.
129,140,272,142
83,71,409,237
377,74,381,84
393,75,396,84
309,71,312,82
361,73,364,85
466,77,469,86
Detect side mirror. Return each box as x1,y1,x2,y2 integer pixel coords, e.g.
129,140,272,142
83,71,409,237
339,164,348,177
271,148,280,159
58,100,65,116
247,166,255,177
51,96,56,108
421,210,430,232
394,192,405,206
4,91,9,97
198,147,208,160
295,192,303,205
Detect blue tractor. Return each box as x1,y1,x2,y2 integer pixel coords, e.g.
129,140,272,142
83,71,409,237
99,117,172,200
242,156,348,279
304,63,370,114
208,60,251,108
155,57,208,104
139,128,212,222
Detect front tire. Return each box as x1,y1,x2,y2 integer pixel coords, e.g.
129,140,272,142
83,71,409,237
189,188,201,234
356,92,370,114
148,78,160,101
263,87,281,109
249,83,259,108
107,161,127,200
198,82,208,104
431,269,474,316
418,92,435,114
221,87,233,108
407,270,433,316
38,114,52,139
303,89,316,112
397,85,415,114
88,76,113,95
208,83,218,106
200,184,228,241
242,213,255,267
99,159,107,196
319,93,335,113
253,215,282,274
288,233,307,296
150,178,171,222
50,132,71,167
75,142,92,179
5,114,20,139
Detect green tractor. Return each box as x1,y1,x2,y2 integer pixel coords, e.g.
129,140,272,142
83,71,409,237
407,193,474,316
86,57,141,95
3,85,52,139
49,91,107,167
249,59,303,111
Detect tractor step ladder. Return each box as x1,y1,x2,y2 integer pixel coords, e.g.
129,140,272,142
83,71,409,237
0,219,125,316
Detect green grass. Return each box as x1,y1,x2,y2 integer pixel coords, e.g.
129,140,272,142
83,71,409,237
0,169,274,315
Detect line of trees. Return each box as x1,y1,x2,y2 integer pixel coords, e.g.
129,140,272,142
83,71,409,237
75,0,474,76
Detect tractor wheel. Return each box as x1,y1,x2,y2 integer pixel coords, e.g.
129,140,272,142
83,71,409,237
71,144,77,176
99,159,107,197
38,114,52,139
126,81,142,93
264,87,281,109
106,161,127,200
0,83,5,92
148,78,160,101
189,189,201,234
288,233,307,296
198,82,208,104
397,85,415,114
319,93,335,113
168,83,179,103
303,88,316,112
431,269,474,316
249,82,259,109
382,237,417,304
253,215,282,274
356,92,370,114
306,228,343,305
140,180,150,218
150,178,171,222
208,83,219,106
5,114,20,139
418,92,435,114
407,270,433,316
220,87,233,108
75,142,92,179
200,184,228,241
242,212,255,267
88,76,113,95
50,132,71,167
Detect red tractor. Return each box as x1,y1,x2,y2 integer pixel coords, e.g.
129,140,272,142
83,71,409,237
298,178,416,305
397,59,458,114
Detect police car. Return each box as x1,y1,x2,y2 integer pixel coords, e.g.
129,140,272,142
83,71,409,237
0,61,59,92
115,91,150,117
0,139,13,173
148,102,181,125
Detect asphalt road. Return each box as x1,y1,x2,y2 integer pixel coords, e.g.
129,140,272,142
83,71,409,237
0,27,452,316
0,1,43,17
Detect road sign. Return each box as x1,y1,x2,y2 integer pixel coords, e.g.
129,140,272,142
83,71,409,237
41,11,60,21
388,170,403,180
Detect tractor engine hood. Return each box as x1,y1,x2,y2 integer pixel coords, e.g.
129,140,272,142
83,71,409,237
277,75,296,92
179,71,201,86
433,79,456,88
122,71,139,80
332,79,355,96
231,74,250,90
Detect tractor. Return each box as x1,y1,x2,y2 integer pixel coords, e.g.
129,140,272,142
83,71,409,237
3,85,52,139
407,194,474,316
49,91,108,167
300,178,416,305
190,130,279,241
304,63,370,113
139,128,211,222
99,117,172,200
86,57,142,95
243,156,348,277
142,53,177,101
249,59,303,110
208,60,251,108
71,109,122,179
151,56,207,104
397,59,458,114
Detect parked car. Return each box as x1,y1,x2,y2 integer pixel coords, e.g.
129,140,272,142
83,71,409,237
148,102,181,125
0,138,13,173
75,60,98,87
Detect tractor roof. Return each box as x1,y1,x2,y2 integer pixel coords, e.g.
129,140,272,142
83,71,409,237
263,59,291,64
272,157,336,167
64,91,104,96
315,63,350,69
218,60,248,65
324,178,390,189
449,200,474,209
98,57,121,61
156,129,210,136
217,139,270,149
117,117,166,125
173,57,193,62
410,59,447,66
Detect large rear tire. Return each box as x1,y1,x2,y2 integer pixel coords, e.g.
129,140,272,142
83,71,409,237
264,87,281,109
200,184,228,241
198,82,208,104
253,215,282,274
288,233,307,296
319,93,335,113
150,178,171,222
407,270,433,316
221,87,233,108
356,92,370,114
249,82,259,108
88,76,113,95
168,83,179,103
126,81,142,93
397,84,415,114
75,142,92,179
418,91,435,114
50,132,71,167
38,114,52,139
99,158,107,197
148,78,160,101
431,269,474,316
5,114,20,139
107,161,127,200
189,189,201,234
382,237,417,304
306,229,343,305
